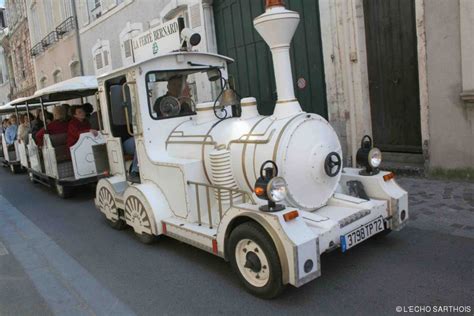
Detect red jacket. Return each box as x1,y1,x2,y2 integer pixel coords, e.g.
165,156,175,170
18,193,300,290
35,120,69,146
67,118,91,148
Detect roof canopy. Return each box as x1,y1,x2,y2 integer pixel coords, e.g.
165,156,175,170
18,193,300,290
0,100,42,114
98,51,234,80
10,76,98,106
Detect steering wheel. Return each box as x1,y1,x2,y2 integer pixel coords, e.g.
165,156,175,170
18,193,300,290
159,96,181,117
324,152,342,177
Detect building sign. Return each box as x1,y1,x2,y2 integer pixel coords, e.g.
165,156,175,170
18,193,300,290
132,18,181,63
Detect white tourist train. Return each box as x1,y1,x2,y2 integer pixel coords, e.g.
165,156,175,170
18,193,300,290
92,2,409,298
10,76,106,198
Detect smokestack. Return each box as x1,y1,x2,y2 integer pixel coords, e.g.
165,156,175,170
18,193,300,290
254,0,302,118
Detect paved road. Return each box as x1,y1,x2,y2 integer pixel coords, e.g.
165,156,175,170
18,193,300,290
0,167,472,315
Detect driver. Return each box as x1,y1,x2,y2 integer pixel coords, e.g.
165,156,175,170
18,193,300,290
153,76,184,116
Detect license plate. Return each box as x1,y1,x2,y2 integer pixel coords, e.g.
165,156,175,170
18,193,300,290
340,216,385,252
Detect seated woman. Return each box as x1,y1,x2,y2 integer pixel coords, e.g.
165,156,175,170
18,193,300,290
35,106,68,146
67,106,97,149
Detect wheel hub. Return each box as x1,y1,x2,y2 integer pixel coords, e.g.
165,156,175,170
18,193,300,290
244,251,262,273
235,239,270,287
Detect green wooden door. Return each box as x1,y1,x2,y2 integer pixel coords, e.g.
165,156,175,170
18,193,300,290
364,0,422,153
213,0,327,117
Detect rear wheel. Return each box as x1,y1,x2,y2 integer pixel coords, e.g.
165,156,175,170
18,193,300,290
228,222,285,299
135,232,155,244
9,164,17,174
55,182,73,199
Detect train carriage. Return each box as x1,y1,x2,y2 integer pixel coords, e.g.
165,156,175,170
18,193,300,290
0,99,43,173
11,76,107,198
93,3,409,299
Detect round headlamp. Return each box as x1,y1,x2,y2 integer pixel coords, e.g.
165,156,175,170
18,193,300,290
356,135,382,175
254,160,286,212
267,177,287,202
368,148,382,168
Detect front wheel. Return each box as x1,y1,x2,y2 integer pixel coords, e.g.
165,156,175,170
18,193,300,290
228,222,285,299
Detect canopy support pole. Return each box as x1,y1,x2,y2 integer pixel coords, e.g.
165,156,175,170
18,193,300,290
40,97,48,133
25,101,31,129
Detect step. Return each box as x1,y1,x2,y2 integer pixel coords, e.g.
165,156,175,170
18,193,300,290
162,217,218,254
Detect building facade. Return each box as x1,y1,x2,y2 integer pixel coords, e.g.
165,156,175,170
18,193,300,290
0,8,11,105
75,0,214,77
211,0,473,173
26,0,82,89
3,0,36,99
73,0,472,173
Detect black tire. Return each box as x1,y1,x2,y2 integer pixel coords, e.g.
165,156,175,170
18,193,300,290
107,218,127,230
135,232,155,244
228,221,285,299
56,183,73,199
9,164,17,174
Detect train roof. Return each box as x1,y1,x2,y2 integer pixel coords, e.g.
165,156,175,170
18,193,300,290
97,51,234,80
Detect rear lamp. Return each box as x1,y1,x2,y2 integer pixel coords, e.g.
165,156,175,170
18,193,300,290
356,135,382,176
254,160,287,212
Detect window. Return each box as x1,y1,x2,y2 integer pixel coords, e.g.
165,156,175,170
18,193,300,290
40,76,47,88
92,39,112,74
124,39,132,58
103,50,109,66
119,22,143,66
95,53,103,69
105,75,132,140
70,61,81,77
146,70,210,120
53,70,62,83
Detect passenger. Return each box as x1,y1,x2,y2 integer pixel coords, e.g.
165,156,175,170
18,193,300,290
62,104,71,121
123,136,139,181
4,114,18,145
17,113,31,144
45,111,54,125
2,118,9,133
83,102,99,130
35,106,69,146
67,106,98,148
30,109,44,137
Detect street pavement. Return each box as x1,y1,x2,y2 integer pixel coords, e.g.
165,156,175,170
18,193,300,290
0,167,472,316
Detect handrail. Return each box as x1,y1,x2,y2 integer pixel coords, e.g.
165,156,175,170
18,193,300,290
187,180,256,228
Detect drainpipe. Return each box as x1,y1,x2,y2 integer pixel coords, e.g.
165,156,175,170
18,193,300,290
71,0,84,76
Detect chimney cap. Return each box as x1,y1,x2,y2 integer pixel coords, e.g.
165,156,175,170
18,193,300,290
265,0,285,9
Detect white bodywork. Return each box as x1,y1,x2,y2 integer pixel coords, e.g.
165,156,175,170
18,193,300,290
94,51,409,289
70,133,105,179
95,2,408,293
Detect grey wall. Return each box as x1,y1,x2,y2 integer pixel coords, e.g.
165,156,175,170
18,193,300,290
425,0,474,169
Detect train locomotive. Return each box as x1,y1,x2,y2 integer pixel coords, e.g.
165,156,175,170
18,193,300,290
94,0,408,298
